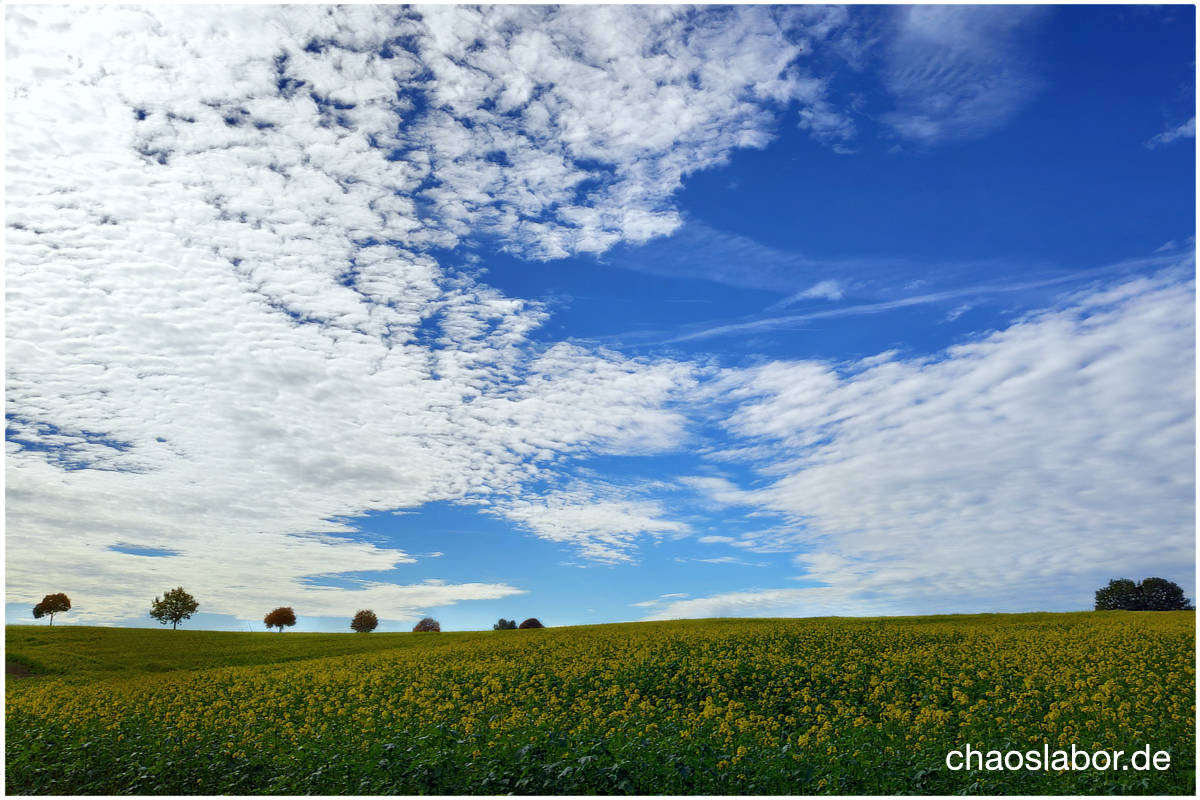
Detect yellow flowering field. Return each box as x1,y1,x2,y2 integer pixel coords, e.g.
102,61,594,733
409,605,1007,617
5,612,1194,794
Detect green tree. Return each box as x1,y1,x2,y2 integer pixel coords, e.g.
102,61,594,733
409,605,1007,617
351,609,378,633
493,618,517,630
264,606,296,632
1094,578,1143,610
1095,577,1192,611
1139,577,1193,611
149,587,199,630
32,593,71,626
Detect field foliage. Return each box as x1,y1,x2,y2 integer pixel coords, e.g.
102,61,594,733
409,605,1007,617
6,612,1194,794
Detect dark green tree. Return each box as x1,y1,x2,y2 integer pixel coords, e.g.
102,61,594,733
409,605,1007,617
264,607,297,632
32,593,71,625
149,587,199,629
1139,577,1193,611
1095,578,1144,610
1095,577,1192,611
493,618,517,630
351,609,378,633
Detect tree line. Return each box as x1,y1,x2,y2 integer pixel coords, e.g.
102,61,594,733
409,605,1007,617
1094,577,1192,611
33,577,1190,629
29,587,548,632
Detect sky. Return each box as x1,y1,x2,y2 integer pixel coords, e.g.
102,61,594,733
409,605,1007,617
5,3,1195,633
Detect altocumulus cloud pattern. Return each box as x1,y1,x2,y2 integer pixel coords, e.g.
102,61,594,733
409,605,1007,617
7,5,820,623
6,5,1194,627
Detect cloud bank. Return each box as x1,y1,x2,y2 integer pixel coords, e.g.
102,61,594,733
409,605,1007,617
6,4,837,622
662,268,1194,619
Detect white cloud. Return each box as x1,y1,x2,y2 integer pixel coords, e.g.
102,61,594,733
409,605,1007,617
1146,117,1195,149
492,482,690,564
642,586,885,621
880,6,1044,144
398,4,846,259
5,5,823,622
686,268,1195,614
678,476,766,509
656,270,1195,619
797,102,857,151
790,279,846,303
945,303,974,322
631,591,689,608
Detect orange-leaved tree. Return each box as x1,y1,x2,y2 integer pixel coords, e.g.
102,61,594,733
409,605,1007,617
264,606,296,632
32,593,71,626
351,609,378,633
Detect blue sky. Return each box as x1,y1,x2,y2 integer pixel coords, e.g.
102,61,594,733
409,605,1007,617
5,4,1195,632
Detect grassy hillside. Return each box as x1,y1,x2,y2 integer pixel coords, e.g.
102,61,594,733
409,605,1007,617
4,624,479,678
6,613,1195,795
4,612,1125,677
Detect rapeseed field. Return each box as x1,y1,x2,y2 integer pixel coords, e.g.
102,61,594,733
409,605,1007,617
5,612,1194,794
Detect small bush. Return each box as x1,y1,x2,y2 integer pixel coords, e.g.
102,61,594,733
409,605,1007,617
519,617,544,629
413,617,440,632
351,609,378,633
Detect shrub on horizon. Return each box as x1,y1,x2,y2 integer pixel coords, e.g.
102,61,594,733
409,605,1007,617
412,617,440,632
519,617,544,629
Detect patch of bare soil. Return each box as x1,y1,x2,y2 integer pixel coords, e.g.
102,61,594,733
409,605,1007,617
6,659,37,679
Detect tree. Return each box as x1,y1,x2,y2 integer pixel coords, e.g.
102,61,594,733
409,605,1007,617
518,617,544,629
1095,577,1192,611
351,609,378,633
264,607,297,632
412,616,440,632
1094,578,1144,610
1140,577,1193,611
32,593,71,626
149,587,199,630
493,618,517,630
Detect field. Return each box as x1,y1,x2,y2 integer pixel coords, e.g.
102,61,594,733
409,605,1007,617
5,612,1194,795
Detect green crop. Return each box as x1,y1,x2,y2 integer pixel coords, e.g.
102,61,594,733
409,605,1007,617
6,612,1194,794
